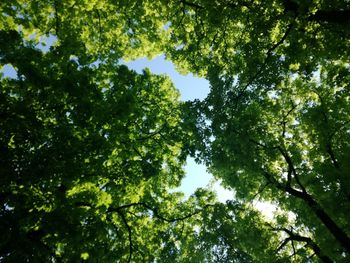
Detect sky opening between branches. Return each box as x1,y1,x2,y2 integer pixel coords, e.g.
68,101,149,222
125,55,234,203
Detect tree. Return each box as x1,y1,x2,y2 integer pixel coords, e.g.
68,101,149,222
165,0,350,80
184,63,350,261
0,0,171,61
164,0,350,261
0,28,217,261
2,0,350,262
182,200,283,262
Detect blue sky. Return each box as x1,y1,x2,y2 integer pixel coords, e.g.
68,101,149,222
126,55,209,101
126,55,233,201
125,56,213,193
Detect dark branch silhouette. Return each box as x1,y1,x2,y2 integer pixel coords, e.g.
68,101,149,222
271,227,333,263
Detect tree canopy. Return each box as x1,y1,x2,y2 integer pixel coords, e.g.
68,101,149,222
1,0,350,262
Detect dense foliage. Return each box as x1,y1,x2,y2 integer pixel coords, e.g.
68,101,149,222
1,0,349,262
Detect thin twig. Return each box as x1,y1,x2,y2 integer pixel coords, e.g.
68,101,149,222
117,210,133,263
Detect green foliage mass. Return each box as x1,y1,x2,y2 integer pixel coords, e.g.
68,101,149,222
1,0,350,262
173,1,350,262
0,28,211,261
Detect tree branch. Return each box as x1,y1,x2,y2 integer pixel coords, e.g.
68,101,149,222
291,238,296,259
280,101,297,138
250,181,270,201
263,170,350,253
314,91,341,169
276,237,292,252
233,23,294,103
108,202,210,223
95,9,102,43
308,9,350,25
271,226,333,263
266,23,293,59
276,146,306,193
117,210,133,263
54,0,60,35
135,125,167,141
